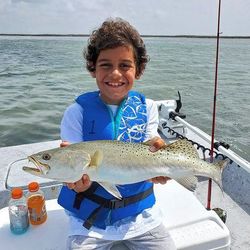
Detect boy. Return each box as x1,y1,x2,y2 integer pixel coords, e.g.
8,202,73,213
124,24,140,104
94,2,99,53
59,18,176,250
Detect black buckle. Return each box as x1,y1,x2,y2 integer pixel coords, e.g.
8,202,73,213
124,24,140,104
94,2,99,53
106,199,125,209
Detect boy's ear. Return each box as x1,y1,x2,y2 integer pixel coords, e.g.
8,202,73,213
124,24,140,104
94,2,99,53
135,71,143,79
90,71,96,78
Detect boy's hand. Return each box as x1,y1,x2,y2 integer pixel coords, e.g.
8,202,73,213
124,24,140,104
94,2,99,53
60,141,92,193
60,141,71,148
66,174,92,193
147,136,166,153
146,137,171,185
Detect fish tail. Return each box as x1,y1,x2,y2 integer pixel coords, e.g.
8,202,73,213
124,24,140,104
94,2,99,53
212,159,230,191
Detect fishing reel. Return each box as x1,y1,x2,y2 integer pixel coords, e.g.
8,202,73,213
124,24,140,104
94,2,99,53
157,92,187,139
212,207,227,223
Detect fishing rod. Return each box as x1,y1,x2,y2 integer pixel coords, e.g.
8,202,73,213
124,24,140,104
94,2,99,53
207,0,222,210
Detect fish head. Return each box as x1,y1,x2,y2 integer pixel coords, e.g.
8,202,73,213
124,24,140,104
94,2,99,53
22,146,91,183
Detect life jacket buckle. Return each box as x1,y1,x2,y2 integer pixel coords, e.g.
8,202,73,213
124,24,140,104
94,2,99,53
107,199,125,209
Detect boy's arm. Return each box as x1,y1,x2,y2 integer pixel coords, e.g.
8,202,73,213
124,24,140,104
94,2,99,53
60,103,92,192
60,103,84,143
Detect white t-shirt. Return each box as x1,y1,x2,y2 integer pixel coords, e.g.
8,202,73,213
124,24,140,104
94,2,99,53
60,98,164,240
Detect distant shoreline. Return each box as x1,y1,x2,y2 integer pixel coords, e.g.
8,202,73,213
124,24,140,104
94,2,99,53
0,34,250,39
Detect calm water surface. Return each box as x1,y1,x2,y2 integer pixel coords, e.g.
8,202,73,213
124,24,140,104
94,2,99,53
0,36,249,162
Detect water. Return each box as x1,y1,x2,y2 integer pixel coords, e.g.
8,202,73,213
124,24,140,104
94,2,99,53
0,36,249,162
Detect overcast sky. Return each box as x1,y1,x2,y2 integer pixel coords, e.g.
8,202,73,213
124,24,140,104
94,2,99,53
0,0,249,36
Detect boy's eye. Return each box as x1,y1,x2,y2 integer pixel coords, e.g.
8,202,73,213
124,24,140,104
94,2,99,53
99,63,112,69
120,63,132,69
97,62,133,70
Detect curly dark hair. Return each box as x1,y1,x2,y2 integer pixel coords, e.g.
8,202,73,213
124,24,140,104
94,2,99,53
84,17,149,78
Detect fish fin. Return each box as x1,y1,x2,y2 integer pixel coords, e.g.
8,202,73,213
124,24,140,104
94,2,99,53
212,159,230,192
175,176,198,192
89,150,103,168
98,182,122,200
214,158,229,171
165,139,199,158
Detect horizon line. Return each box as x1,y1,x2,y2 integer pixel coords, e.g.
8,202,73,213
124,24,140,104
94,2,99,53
1,34,250,39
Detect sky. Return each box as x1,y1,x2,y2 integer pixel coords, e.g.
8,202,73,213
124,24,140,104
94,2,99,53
0,0,249,36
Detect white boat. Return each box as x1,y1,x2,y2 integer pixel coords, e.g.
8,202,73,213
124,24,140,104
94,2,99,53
0,98,249,250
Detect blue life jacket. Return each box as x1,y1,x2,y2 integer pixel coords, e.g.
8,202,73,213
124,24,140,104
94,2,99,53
58,91,155,229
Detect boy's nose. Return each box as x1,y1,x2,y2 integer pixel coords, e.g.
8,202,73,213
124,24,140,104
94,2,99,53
110,68,122,79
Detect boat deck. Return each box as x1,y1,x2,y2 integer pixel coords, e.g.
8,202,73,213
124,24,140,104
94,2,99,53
0,182,230,250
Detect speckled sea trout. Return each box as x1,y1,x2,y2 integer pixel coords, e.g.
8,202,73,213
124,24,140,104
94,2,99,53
23,139,228,198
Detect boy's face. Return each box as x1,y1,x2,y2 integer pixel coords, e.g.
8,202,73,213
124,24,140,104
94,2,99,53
91,46,138,105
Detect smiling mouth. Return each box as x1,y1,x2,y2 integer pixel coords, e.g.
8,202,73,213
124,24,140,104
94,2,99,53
105,82,125,87
22,156,50,174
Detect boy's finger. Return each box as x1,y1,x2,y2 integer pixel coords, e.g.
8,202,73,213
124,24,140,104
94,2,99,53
149,137,166,152
66,182,76,189
72,175,92,193
60,141,70,147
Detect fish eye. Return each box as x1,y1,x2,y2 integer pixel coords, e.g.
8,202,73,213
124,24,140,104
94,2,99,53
42,153,51,161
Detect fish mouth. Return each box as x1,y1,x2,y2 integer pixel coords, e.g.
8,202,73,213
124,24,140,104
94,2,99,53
22,156,51,175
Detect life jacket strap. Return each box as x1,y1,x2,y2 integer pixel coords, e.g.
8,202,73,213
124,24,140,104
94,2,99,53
76,184,154,229
73,182,99,209
83,205,104,230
